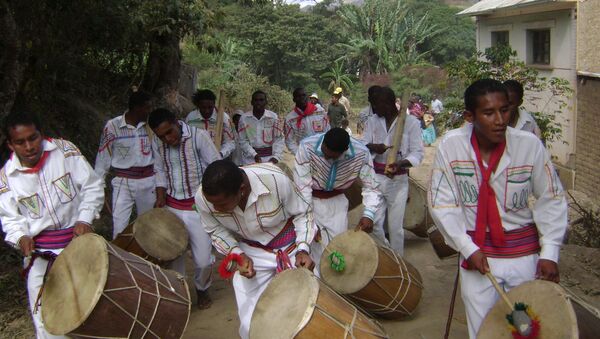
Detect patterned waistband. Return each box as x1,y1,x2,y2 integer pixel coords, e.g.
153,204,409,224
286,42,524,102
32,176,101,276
312,190,345,199
166,196,195,211
255,147,273,157
33,227,74,250
112,165,154,179
242,217,296,251
373,162,408,176
467,224,540,258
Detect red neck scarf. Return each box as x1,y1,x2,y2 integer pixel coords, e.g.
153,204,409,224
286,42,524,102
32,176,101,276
294,102,317,128
470,131,506,247
20,151,50,174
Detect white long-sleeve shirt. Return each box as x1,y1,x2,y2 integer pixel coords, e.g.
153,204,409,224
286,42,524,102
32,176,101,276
285,105,330,154
237,110,285,164
0,139,104,247
515,108,542,139
186,109,236,158
427,125,567,262
153,121,221,200
362,114,424,167
195,164,316,255
294,134,381,221
94,112,153,181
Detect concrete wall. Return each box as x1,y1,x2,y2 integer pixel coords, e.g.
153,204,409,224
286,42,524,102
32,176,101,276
577,0,600,74
476,9,577,166
574,77,600,198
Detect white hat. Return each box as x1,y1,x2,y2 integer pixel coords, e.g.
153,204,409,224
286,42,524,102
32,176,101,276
309,93,319,99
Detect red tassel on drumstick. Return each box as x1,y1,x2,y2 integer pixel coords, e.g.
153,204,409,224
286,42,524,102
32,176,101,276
218,253,250,279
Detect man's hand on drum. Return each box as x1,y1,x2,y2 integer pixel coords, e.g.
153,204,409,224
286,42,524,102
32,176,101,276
367,143,390,155
239,253,256,278
536,259,560,283
295,250,314,271
155,187,167,208
355,217,374,233
18,236,34,257
269,157,279,164
73,221,93,236
467,250,490,275
254,154,262,163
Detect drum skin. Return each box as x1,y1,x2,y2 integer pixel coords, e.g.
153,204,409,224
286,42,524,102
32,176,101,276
42,234,191,338
402,177,431,238
113,208,188,265
250,268,388,339
320,231,423,319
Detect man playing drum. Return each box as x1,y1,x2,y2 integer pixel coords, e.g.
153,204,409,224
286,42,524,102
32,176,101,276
94,90,156,239
427,79,567,338
149,108,221,309
195,160,316,339
237,90,285,165
0,112,104,338
293,127,381,272
363,87,424,254
186,89,236,159
285,87,330,155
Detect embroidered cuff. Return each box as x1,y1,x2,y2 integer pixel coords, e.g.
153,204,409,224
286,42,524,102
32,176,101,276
458,237,480,260
362,209,375,221
297,242,311,254
540,244,560,263
229,246,243,256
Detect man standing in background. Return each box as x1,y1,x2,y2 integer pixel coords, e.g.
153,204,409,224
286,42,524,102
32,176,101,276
285,87,330,154
327,93,348,129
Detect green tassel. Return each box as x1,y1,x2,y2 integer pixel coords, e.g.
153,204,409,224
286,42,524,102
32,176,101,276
328,251,346,272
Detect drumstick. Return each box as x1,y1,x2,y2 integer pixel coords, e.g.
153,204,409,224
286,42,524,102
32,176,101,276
385,91,409,176
485,272,514,311
214,89,226,152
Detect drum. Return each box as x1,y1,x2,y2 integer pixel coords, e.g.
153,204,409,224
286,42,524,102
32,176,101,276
250,268,389,339
344,179,363,211
113,208,188,265
320,230,423,319
402,177,430,238
426,225,457,259
275,162,294,179
42,233,191,338
478,280,600,339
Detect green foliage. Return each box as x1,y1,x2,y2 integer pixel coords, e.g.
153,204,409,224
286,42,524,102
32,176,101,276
320,61,355,93
444,46,573,144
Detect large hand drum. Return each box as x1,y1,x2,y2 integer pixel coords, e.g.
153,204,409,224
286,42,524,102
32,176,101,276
478,280,591,339
402,177,430,238
42,234,191,338
113,208,188,265
320,230,423,319
250,268,389,339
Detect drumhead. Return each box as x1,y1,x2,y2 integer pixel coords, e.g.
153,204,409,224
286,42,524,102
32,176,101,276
42,233,109,335
403,178,426,230
133,208,189,261
478,280,578,339
319,230,378,294
250,268,319,339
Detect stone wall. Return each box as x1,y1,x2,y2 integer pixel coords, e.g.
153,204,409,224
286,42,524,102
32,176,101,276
574,77,600,200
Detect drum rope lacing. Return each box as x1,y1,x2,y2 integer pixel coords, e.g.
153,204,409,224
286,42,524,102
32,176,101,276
349,246,423,315
303,282,388,339
72,243,189,339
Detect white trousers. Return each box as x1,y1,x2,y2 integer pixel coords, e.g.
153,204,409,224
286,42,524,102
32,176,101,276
111,176,156,239
374,174,409,255
309,195,348,276
166,207,215,291
233,243,297,339
460,254,538,339
26,250,67,339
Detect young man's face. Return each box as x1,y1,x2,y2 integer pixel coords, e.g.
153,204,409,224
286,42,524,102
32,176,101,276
197,99,215,117
153,120,182,147
293,90,307,109
205,190,242,213
7,124,44,168
251,94,267,112
506,89,523,118
465,92,510,145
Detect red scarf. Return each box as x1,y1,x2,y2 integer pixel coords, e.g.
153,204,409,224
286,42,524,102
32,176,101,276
294,102,317,128
471,131,506,247
20,151,50,174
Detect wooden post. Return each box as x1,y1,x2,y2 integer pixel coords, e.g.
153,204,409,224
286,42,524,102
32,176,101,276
214,89,226,152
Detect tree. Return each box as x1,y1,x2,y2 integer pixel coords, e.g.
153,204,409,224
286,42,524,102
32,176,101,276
320,61,354,93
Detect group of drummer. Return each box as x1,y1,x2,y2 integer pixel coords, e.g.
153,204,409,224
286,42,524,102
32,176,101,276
1,78,568,339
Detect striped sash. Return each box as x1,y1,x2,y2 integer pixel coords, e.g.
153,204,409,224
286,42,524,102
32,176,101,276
467,224,540,259
312,189,344,199
33,227,74,250
254,147,273,157
242,218,296,272
112,165,154,179
166,196,195,211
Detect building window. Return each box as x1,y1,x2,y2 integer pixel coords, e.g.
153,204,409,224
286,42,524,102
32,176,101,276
491,31,509,47
528,29,551,65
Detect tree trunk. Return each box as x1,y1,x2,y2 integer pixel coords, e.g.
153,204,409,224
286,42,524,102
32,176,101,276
0,2,26,120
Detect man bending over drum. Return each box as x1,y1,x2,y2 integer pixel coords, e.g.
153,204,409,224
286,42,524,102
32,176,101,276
149,108,221,309
427,79,567,338
0,112,104,338
293,127,382,274
195,160,316,339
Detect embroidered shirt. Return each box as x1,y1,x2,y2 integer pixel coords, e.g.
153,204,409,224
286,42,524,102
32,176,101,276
0,139,104,247
294,134,381,221
285,105,330,154
515,108,542,139
362,114,424,168
195,164,316,255
94,112,153,181
153,121,221,200
427,124,567,262
237,110,285,164
186,109,236,158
